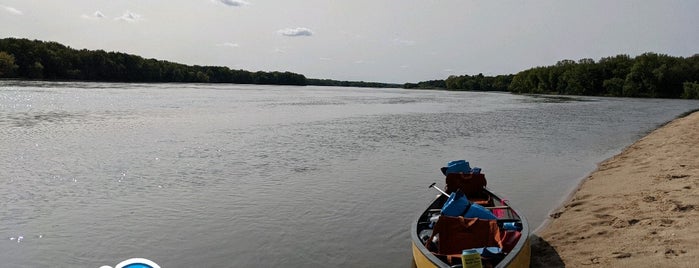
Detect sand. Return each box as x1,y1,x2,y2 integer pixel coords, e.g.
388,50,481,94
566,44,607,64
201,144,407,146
531,111,699,267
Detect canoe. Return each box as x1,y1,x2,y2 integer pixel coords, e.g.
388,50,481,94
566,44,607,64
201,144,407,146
411,187,531,268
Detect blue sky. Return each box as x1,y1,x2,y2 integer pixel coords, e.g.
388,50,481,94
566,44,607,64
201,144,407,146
1,0,697,83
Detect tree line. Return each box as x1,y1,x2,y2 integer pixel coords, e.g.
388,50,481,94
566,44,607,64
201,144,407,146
306,78,400,88
405,53,699,99
0,38,402,88
0,38,308,85
2,38,697,98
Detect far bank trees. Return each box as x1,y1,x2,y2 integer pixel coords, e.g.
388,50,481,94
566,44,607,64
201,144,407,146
406,53,699,99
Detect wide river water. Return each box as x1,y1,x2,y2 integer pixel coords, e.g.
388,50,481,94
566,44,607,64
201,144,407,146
1,81,697,267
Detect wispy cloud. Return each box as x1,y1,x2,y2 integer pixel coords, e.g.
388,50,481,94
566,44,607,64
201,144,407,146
1,5,23,15
116,11,142,22
81,11,106,20
216,0,250,7
278,27,313,37
216,42,240,48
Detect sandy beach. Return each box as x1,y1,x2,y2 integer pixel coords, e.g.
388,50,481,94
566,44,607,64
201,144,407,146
531,111,699,267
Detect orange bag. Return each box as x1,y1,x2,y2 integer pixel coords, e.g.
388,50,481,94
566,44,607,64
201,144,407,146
428,215,504,255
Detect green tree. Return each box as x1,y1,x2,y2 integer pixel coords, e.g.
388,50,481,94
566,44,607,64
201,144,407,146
624,53,662,97
508,70,530,93
0,51,18,77
682,82,699,99
602,78,625,96
27,61,44,79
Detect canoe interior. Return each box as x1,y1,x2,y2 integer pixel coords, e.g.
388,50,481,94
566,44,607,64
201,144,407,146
412,188,530,268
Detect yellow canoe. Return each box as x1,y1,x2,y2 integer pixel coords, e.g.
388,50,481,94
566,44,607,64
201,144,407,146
411,188,531,268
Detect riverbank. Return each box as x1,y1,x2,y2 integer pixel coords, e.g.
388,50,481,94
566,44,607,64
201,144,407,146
531,111,699,267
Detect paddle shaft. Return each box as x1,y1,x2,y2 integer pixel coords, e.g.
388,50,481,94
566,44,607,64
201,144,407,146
429,183,509,209
428,182,449,197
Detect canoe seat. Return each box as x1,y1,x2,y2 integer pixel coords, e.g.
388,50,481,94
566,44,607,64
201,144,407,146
467,191,494,207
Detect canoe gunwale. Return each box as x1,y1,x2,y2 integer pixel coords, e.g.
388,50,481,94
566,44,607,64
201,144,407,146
411,187,530,268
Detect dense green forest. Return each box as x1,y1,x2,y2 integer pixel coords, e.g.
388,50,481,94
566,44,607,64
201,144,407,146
404,74,514,92
2,38,697,98
0,38,397,88
307,78,400,88
0,38,306,85
403,79,446,89
405,53,699,99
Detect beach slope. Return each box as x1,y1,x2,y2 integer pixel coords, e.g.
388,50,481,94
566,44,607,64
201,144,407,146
532,111,699,267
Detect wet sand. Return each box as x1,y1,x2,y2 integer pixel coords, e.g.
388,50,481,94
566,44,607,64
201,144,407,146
531,111,699,267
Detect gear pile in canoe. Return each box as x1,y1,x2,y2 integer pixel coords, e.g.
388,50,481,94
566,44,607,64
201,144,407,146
411,160,531,268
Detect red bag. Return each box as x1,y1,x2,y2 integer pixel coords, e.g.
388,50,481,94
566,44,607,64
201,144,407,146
445,173,487,196
428,215,504,255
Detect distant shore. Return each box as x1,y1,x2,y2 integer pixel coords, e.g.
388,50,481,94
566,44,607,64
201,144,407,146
531,111,699,267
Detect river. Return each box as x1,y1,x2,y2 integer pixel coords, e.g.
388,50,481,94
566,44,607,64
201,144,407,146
1,81,697,267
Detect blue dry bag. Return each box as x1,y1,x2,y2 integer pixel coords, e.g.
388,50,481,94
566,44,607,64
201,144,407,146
441,191,471,217
441,160,471,175
466,203,497,220
441,190,497,219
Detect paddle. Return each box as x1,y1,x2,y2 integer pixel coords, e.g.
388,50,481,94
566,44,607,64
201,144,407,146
429,183,509,210
428,182,449,197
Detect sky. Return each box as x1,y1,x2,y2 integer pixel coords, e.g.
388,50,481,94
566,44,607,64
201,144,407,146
1,0,698,83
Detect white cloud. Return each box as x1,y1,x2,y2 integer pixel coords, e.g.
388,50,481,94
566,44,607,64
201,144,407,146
2,5,23,15
217,42,240,48
277,27,313,37
81,11,106,20
116,11,142,22
216,0,249,7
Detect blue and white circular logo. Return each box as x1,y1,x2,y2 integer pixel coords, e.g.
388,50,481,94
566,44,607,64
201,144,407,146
100,258,160,268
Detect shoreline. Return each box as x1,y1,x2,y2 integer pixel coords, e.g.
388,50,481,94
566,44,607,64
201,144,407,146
534,109,699,235
531,111,699,267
